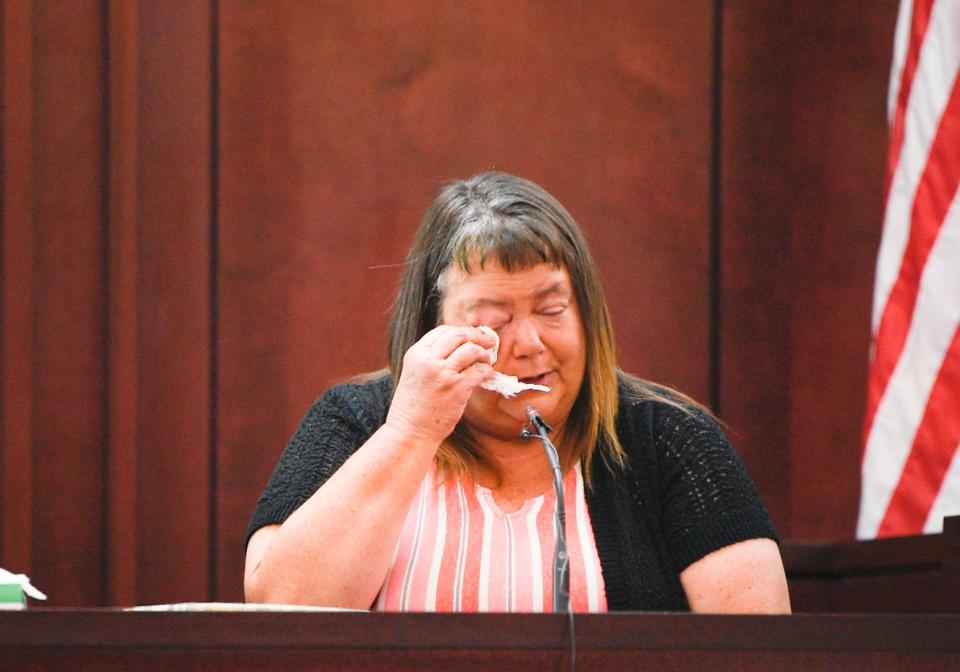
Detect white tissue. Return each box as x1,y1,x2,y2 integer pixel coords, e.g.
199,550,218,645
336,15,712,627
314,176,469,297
476,325,551,398
0,567,47,600
482,373,551,398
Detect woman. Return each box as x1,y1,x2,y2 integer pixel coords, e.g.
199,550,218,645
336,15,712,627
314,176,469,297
244,172,791,613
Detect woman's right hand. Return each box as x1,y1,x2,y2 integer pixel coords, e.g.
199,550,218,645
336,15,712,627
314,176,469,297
247,328,496,608
384,325,497,446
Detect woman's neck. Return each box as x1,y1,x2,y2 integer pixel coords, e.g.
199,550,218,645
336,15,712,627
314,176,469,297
472,431,564,513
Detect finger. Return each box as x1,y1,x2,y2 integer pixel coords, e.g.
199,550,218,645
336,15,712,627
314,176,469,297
462,361,495,386
415,324,474,354
428,325,498,360
418,324,455,349
445,340,494,373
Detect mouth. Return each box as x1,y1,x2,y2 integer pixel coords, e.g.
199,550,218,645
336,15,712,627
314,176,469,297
518,372,551,387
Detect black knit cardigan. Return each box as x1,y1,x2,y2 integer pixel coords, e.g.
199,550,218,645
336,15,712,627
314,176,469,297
246,373,778,611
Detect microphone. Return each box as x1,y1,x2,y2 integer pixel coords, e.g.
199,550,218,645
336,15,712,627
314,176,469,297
525,405,553,434
521,405,570,614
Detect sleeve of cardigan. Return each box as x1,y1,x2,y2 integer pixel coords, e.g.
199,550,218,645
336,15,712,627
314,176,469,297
653,404,779,572
244,383,383,549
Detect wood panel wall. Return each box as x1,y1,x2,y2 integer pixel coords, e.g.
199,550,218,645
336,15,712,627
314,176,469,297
721,2,894,538
1,1,897,606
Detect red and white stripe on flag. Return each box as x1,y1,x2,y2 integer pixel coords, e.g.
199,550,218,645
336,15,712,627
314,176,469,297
858,0,960,539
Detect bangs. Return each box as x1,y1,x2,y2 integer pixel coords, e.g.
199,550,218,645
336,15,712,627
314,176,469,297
444,213,570,281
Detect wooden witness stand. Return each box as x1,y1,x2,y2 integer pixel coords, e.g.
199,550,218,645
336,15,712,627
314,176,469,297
2,610,958,671
2,518,959,671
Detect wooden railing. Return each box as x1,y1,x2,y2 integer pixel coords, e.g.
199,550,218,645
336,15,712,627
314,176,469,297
784,515,960,613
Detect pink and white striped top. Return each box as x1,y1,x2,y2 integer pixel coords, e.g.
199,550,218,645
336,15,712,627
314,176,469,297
374,463,607,612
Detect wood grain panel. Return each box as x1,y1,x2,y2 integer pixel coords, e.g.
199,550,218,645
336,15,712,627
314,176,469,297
132,0,213,604
217,0,715,601
721,1,897,539
720,0,795,538
217,2,298,601
30,0,107,605
1,0,35,574
779,5,892,539
105,0,140,607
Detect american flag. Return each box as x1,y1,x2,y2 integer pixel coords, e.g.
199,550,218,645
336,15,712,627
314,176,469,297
858,0,960,539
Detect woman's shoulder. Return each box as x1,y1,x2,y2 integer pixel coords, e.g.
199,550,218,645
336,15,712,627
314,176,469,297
324,369,394,400
613,370,727,456
302,369,394,435
616,371,715,423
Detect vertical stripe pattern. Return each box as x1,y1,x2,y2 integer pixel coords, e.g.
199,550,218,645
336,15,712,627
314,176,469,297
859,0,960,538
374,464,607,612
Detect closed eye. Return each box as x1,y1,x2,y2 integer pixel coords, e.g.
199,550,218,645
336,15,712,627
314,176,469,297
540,304,567,316
474,319,508,332
470,310,511,332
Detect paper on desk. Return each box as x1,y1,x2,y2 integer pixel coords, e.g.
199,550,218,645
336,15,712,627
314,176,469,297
0,567,47,600
127,602,365,612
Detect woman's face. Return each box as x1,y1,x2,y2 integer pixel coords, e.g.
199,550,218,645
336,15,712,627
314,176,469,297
439,259,587,442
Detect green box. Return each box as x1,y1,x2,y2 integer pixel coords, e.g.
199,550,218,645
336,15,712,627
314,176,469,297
0,583,26,610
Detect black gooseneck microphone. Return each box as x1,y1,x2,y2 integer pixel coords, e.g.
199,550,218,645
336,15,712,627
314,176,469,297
521,405,570,614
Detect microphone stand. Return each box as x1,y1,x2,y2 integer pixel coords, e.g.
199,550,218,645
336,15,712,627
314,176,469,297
521,406,570,614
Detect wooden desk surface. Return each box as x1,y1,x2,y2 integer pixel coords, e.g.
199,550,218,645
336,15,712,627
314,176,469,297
2,609,959,671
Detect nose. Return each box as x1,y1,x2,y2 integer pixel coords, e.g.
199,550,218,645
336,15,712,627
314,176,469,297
509,318,545,358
